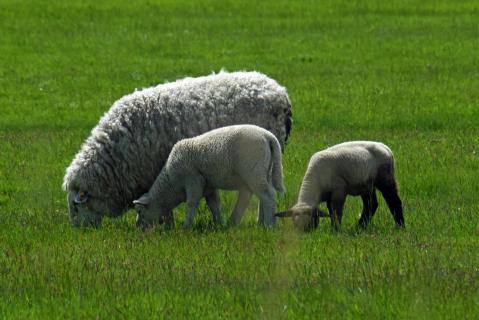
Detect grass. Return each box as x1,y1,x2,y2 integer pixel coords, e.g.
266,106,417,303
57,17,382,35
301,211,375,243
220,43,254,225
1,0,478,318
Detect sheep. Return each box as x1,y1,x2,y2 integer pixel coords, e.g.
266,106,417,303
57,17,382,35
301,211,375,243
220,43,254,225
62,71,293,227
133,124,285,228
275,141,404,231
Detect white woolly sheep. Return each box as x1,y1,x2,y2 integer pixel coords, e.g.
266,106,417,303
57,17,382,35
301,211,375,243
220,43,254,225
276,141,404,231
63,71,292,227
133,124,285,228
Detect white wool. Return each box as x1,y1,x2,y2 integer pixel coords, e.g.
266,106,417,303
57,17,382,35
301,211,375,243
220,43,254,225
279,141,402,231
63,71,292,226
134,124,285,228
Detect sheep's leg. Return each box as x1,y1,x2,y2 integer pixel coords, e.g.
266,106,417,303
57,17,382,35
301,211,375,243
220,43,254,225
330,191,346,231
257,203,264,225
257,186,277,227
164,210,175,229
371,190,379,215
184,199,201,228
327,199,333,217
377,182,404,227
184,178,205,228
358,193,371,227
358,190,378,228
375,167,405,227
229,189,252,226
204,188,223,225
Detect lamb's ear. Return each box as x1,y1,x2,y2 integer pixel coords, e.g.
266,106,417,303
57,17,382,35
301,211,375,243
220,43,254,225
133,194,150,207
74,191,89,204
275,210,293,218
133,200,145,206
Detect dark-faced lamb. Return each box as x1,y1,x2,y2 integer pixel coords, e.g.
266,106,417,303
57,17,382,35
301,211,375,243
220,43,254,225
62,71,292,227
275,141,404,231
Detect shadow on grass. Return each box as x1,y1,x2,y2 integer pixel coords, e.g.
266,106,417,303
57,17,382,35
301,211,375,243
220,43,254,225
73,207,408,239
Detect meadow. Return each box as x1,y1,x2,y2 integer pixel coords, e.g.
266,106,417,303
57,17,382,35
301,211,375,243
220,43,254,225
0,0,478,318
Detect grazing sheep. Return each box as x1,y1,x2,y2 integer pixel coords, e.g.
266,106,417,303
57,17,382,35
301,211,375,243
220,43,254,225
275,141,404,231
133,125,285,228
63,71,292,227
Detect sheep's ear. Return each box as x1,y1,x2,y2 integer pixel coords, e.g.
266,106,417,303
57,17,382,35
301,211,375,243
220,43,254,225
133,194,150,207
275,210,293,218
74,191,89,204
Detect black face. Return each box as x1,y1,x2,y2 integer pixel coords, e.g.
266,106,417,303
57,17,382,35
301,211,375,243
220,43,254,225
276,206,327,232
296,207,329,231
300,208,319,232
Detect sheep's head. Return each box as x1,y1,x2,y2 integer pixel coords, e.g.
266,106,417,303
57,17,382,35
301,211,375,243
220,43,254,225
133,194,157,229
133,194,172,229
67,190,105,227
275,206,328,231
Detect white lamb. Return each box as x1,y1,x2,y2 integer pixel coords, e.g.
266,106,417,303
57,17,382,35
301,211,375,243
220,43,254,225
133,124,285,228
276,141,404,231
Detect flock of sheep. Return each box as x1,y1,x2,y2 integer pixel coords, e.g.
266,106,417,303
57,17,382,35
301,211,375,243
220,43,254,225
63,71,404,231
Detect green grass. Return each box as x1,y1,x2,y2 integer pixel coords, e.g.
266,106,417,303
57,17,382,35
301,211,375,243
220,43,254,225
1,0,479,318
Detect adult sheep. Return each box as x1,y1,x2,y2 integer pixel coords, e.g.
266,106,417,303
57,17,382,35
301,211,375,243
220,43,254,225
63,71,293,227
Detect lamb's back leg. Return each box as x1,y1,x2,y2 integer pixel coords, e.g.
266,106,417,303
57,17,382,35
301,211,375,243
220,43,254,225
184,176,205,227
256,184,277,227
330,189,346,231
358,190,378,228
229,189,252,226
377,181,404,227
245,177,277,226
204,187,223,225
375,166,404,227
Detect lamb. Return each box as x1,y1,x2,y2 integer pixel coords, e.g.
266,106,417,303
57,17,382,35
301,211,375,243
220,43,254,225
275,141,404,231
133,124,285,228
62,71,292,227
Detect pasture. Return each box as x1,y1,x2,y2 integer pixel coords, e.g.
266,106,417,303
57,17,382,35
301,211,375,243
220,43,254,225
0,0,478,318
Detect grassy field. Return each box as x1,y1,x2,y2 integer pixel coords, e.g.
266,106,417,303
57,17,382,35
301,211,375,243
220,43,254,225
1,0,478,318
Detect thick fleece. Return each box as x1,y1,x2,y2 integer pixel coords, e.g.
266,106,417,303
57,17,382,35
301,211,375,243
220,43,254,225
63,71,292,227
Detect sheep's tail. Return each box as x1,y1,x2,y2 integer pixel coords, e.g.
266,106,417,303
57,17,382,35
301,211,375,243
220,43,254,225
389,150,399,192
269,136,285,193
385,144,396,177
284,100,293,145
278,98,293,153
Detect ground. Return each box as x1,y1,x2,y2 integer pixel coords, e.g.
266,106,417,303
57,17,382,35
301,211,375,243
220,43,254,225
0,0,478,318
